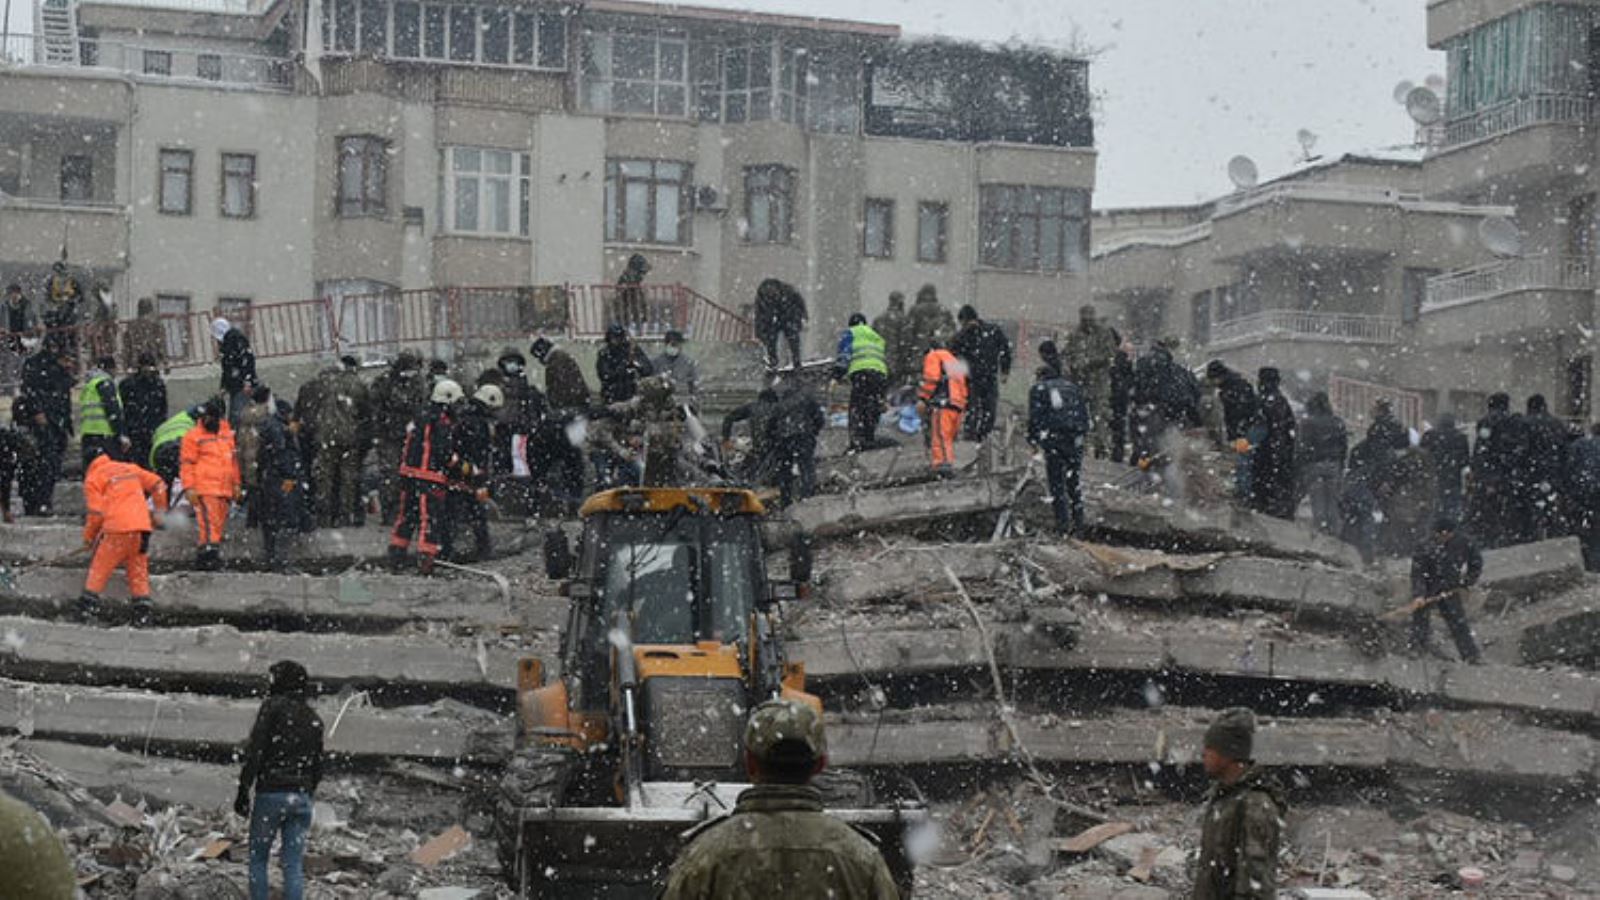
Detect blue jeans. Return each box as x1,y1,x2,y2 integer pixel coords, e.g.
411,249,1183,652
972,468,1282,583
249,790,312,900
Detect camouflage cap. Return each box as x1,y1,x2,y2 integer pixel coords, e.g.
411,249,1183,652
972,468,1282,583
745,699,826,764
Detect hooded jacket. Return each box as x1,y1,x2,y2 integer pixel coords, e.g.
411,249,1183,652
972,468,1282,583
179,420,240,498
238,661,325,796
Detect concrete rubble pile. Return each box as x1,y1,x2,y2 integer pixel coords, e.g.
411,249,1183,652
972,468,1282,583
0,434,1596,896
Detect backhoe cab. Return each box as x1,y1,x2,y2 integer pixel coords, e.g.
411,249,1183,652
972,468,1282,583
496,486,922,898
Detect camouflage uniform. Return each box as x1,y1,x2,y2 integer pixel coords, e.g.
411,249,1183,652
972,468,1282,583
905,288,956,361
637,376,684,487
1063,312,1119,457
662,701,900,900
308,365,372,527
872,294,914,388
1192,765,1285,900
369,354,428,522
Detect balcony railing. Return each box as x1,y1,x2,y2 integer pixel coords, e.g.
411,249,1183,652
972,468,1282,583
0,34,293,90
1207,309,1401,348
1423,255,1593,312
1432,93,1593,151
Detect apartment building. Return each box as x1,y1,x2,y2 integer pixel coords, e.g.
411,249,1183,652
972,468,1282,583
0,0,1096,358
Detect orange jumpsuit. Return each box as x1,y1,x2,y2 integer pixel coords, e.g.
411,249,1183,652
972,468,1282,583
918,348,968,470
83,454,168,598
179,421,239,547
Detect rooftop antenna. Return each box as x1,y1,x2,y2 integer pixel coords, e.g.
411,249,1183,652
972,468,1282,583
1296,129,1320,163
1477,215,1523,258
1392,80,1416,105
1405,86,1443,127
1226,155,1259,191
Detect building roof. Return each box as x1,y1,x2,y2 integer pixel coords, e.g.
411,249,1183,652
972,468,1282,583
583,0,900,38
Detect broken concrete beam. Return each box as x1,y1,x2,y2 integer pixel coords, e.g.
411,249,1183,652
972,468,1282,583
18,739,236,811
1179,556,1389,617
1478,585,1600,667
789,476,1012,538
817,441,980,491
1480,538,1585,597
0,521,528,566
0,616,520,696
1081,487,1362,569
828,707,1597,780
0,568,528,631
821,543,1013,605
0,680,488,762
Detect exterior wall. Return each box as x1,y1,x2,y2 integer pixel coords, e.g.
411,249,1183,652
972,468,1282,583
530,114,606,287
312,92,410,289
858,138,971,319
1427,0,1548,46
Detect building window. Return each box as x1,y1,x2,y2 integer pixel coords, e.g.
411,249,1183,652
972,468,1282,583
604,159,691,245
443,147,530,237
156,294,192,359
862,198,894,259
337,136,388,218
1402,268,1439,324
917,201,948,263
581,30,688,117
328,0,565,69
59,155,92,203
978,185,1089,273
142,50,172,75
217,297,253,339
197,53,222,81
744,165,794,244
158,149,193,216
221,153,256,219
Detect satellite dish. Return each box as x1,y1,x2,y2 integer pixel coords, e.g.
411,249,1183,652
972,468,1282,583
1227,155,1260,190
1424,73,1446,94
1477,216,1523,258
1296,129,1319,159
1405,87,1442,126
1393,79,1416,105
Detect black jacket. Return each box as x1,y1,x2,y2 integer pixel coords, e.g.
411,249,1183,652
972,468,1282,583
119,372,169,440
19,352,74,434
257,412,304,484
455,400,496,476
754,280,807,338
1472,409,1525,482
950,321,1013,387
543,349,592,412
1296,411,1348,467
1027,375,1090,450
1522,410,1569,490
597,343,653,406
1411,532,1483,598
239,694,325,795
220,329,257,394
1570,435,1600,498
1132,347,1201,428
400,405,455,482
1369,412,1408,452
767,386,826,447
1214,370,1260,441
1420,418,1470,493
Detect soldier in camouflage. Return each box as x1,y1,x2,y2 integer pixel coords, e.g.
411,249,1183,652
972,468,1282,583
1062,304,1120,459
662,699,900,900
1192,708,1285,900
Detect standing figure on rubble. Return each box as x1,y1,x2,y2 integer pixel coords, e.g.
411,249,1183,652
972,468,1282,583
1109,336,1134,463
1421,412,1470,523
615,253,652,333
1408,516,1484,664
1130,338,1200,475
41,261,82,359
1467,392,1524,548
77,355,124,470
257,399,310,568
873,291,914,389
652,330,700,410
370,351,428,523
1520,393,1569,541
1295,392,1347,535
16,343,74,516
834,313,889,453
451,383,501,561
1192,708,1285,900
527,337,590,509
1204,360,1259,499
722,387,782,485
918,338,967,478
767,378,825,506
213,317,256,425
597,323,654,406
388,379,461,573
180,398,239,570
950,304,1012,444
754,279,808,372
1063,304,1119,459
1028,364,1091,535
237,660,324,900
78,440,167,626
119,353,168,476
306,356,372,528
0,417,36,523
906,284,956,363
1247,367,1297,520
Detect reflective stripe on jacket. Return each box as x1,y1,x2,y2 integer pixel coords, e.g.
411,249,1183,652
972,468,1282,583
918,348,967,411
843,324,888,377
84,454,168,541
150,411,194,466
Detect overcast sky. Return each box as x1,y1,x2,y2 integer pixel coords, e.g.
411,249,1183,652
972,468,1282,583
3,0,1442,207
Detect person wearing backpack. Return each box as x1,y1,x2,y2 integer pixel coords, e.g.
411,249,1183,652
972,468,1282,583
1028,365,1091,535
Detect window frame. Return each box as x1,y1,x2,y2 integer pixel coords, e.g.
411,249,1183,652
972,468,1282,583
142,49,172,76
862,197,894,259
916,201,949,264
441,146,531,238
336,135,389,219
196,53,223,81
157,148,194,217
325,0,567,70
59,154,93,204
743,164,795,245
604,158,693,246
978,184,1090,274
220,152,257,220
581,28,690,118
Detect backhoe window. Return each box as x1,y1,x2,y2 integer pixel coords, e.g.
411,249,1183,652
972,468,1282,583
605,539,694,644
597,514,762,644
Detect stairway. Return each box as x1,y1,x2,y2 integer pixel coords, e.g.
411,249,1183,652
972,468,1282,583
35,0,79,66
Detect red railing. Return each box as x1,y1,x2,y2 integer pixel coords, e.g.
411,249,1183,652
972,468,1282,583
0,283,755,390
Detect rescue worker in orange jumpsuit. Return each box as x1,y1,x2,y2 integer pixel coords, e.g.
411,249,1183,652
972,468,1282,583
79,440,168,626
918,338,968,477
180,398,240,570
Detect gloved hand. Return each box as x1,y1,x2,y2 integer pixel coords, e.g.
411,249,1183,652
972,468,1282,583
474,488,490,503
1233,438,1251,454
281,479,297,494
233,787,251,818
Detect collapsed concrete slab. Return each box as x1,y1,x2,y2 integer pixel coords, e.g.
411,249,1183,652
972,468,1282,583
0,568,525,631
1478,538,1584,597
0,680,491,762
1478,584,1600,667
0,521,529,566
18,739,236,811
828,707,1597,781
0,616,521,696
1081,486,1363,569
788,476,1013,538
817,441,981,490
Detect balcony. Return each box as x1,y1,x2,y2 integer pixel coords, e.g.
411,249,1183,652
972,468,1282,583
1420,255,1594,347
1207,309,1401,350
1424,255,1591,311
1424,94,1593,198
1430,94,1592,151
0,34,293,91
0,194,128,267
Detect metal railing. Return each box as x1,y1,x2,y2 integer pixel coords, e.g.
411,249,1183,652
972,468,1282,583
1423,255,1593,311
1214,181,1422,217
0,33,293,90
1434,93,1593,151
1207,309,1401,348
1328,373,1424,433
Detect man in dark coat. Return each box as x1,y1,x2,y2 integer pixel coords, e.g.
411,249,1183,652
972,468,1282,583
1569,423,1600,571
213,317,256,425
16,345,73,516
1408,516,1483,664
1130,340,1201,469
1108,336,1134,463
0,420,37,523
1368,398,1409,453
527,338,591,510
872,291,914,388
369,352,429,523
1468,392,1525,548
1520,393,1569,541
1341,434,1389,565
950,305,1013,443
1027,364,1091,534
722,387,782,484
1247,367,1297,520
754,279,807,372
766,378,825,507
1205,359,1261,499
236,660,324,900
256,400,310,567
596,324,654,406
118,353,168,474
1420,412,1471,522
530,337,591,413
1296,391,1347,535
450,385,500,561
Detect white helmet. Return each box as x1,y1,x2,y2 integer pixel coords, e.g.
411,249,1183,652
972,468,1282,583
474,384,505,410
431,378,465,405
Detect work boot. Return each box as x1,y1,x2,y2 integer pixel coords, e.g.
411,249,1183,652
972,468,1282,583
386,545,408,571
75,591,102,624
129,597,155,628
418,554,436,576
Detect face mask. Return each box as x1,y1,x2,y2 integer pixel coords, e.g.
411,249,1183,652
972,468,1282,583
665,346,680,358
502,362,523,376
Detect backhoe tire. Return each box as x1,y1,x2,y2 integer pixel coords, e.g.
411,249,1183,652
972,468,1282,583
813,767,876,808
494,745,577,897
